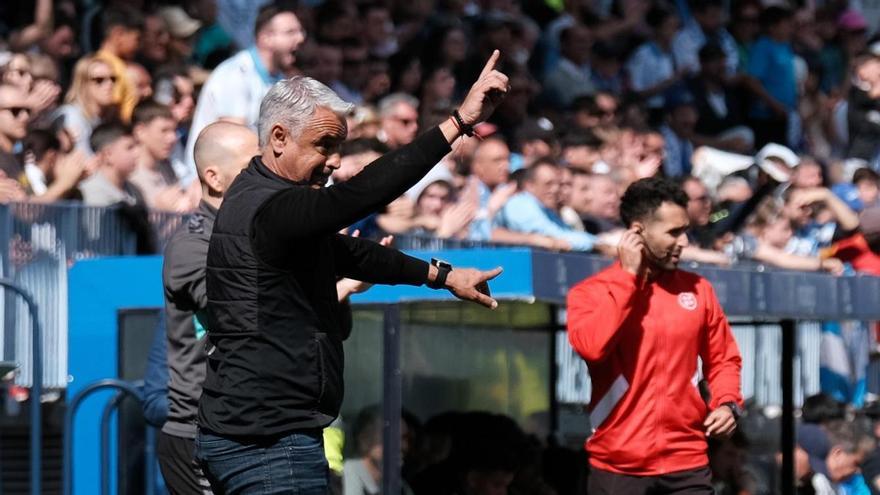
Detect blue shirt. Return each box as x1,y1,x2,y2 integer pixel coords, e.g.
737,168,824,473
494,191,597,251
467,180,494,241
747,36,797,118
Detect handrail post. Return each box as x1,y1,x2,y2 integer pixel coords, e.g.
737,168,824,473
0,279,42,495
63,379,142,495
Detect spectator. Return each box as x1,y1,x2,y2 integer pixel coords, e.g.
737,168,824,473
137,11,171,73
512,118,558,170
542,24,594,109
78,123,144,207
465,137,515,241
854,168,880,210
847,54,880,162
828,206,880,276
126,63,153,103
96,6,145,123
56,56,118,154
626,5,682,118
804,421,874,494
588,41,625,95
495,159,600,251
661,93,699,178
409,179,475,239
579,173,621,234
686,43,754,154
153,68,197,186
729,2,762,71
672,0,739,76
0,84,30,178
158,6,202,65
333,40,370,104
747,6,797,148
184,4,305,179
1,53,33,93
782,185,860,256
21,129,88,202
791,157,826,190
343,405,415,495
130,101,192,212
559,130,603,171
377,93,420,150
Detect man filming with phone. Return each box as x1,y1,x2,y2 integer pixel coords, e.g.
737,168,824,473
567,177,743,495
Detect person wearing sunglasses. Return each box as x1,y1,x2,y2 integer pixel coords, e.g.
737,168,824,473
55,56,119,155
0,84,33,194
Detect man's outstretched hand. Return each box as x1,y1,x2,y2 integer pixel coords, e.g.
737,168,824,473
444,266,503,309
457,50,509,127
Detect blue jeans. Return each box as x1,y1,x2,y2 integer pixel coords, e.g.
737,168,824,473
195,429,328,494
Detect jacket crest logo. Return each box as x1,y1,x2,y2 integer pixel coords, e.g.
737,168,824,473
678,292,698,311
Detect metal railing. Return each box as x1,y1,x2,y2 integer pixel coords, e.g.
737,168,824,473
62,379,151,495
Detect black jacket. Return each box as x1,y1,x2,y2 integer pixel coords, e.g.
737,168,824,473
200,127,451,437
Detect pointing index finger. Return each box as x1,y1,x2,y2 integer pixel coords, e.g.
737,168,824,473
479,50,501,79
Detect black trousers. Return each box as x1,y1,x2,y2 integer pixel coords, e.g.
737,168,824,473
587,466,713,495
158,430,213,495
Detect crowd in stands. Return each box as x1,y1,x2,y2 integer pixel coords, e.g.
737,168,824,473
2,0,880,273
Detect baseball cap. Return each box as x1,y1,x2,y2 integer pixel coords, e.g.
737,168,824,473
838,9,868,32
756,143,798,183
159,6,202,39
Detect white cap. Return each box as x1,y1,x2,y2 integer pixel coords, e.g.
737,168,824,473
755,143,798,183
691,146,753,192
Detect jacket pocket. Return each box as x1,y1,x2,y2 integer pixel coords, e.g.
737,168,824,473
314,332,344,414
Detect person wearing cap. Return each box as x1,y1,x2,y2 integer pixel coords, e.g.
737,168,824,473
511,118,558,170
159,6,203,65
860,401,880,494
799,421,873,495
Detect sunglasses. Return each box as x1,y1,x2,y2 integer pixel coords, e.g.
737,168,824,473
1,106,30,118
89,75,117,85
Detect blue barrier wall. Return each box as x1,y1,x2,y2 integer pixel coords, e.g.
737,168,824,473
67,249,880,493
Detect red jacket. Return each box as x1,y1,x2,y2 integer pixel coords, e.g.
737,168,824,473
566,262,742,476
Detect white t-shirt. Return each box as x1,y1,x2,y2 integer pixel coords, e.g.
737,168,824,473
184,49,277,178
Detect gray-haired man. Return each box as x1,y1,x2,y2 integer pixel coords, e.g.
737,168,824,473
196,51,510,493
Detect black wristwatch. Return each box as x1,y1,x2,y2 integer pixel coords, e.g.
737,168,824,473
721,402,742,421
427,258,453,289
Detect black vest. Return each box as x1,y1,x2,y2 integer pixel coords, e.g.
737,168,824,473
199,157,346,437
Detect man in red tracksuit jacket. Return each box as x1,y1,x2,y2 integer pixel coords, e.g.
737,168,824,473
567,177,743,494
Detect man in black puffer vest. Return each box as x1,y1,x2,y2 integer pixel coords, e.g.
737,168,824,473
196,51,510,494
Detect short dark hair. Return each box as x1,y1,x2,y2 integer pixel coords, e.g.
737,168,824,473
132,101,173,127
690,0,724,14
854,167,880,185
802,393,846,424
90,123,131,153
619,177,689,227
102,6,144,35
340,138,389,157
524,158,559,183
646,6,675,29
560,130,603,150
699,42,726,63
760,5,793,28
255,2,298,38
22,129,61,162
